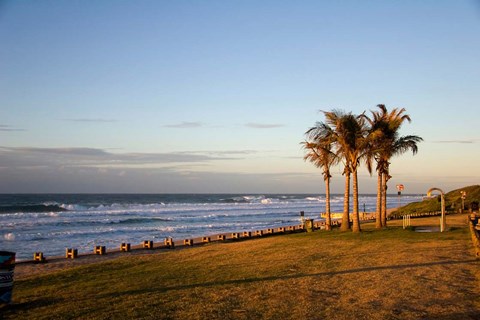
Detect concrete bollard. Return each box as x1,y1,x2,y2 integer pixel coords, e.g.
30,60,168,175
164,238,175,249
33,252,45,262
143,240,153,249
202,236,211,243
120,243,131,252
94,246,106,255
184,239,193,246
305,219,314,232
65,248,78,259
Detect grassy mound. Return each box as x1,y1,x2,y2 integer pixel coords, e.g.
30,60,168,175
393,185,480,216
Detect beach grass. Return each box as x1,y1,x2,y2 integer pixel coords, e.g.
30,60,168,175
2,214,480,319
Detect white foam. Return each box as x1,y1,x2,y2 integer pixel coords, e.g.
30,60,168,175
4,233,15,241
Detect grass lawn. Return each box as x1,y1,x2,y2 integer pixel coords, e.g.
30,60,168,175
2,214,480,319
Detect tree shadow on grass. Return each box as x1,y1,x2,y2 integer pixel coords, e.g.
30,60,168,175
1,297,62,314
98,258,479,298
427,311,480,320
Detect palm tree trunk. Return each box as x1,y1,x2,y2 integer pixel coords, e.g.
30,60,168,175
381,172,388,227
352,169,361,233
375,170,382,229
325,175,331,231
340,168,351,231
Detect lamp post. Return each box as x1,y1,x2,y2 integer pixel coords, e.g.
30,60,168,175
460,191,467,213
427,187,446,232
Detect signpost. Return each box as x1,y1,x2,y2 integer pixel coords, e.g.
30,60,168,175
396,184,405,209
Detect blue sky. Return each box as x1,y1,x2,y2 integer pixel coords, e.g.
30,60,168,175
0,0,479,194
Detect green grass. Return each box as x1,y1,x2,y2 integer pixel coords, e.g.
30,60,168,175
2,220,480,319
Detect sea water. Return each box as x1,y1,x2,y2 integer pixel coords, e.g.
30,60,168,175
0,194,422,260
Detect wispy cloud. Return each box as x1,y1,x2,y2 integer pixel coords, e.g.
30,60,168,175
180,150,259,156
63,118,117,123
433,139,478,144
245,123,285,129
0,124,25,132
163,122,203,128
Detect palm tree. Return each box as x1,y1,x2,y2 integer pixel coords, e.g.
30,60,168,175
366,105,423,227
322,110,369,232
363,108,389,229
302,124,337,230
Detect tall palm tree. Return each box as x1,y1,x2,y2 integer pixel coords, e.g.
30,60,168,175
320,110,350,231
302,124,337,230
366,105,423,227
322,110,369,232
363,108,389,229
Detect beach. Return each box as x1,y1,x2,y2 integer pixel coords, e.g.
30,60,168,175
0,193,421,261
11,209,385,279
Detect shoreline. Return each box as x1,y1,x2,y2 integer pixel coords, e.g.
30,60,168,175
12,210,409,279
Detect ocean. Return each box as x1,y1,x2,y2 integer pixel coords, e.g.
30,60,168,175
0,193,422,261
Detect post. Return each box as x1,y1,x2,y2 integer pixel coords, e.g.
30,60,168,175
403,215,411,229
440,195,446,232
460,191,466,214
396,184,404,212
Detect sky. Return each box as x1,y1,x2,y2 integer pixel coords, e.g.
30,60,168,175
0,0,479,194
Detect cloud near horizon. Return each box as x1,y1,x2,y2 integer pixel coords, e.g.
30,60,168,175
163,121,204,128
0,146,304,193
433,139,478,144
245,123,285,129
0,146,241,171
0,124,25,132
63,118,117,123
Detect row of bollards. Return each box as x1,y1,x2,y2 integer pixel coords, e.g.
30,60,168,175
29,221,322,263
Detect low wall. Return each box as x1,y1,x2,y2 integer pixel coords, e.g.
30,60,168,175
468,215,480,258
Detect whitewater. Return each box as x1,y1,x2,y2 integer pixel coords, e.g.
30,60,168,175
0,194,422,260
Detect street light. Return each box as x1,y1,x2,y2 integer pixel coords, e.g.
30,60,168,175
460,191,467,214
427,187,446,232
